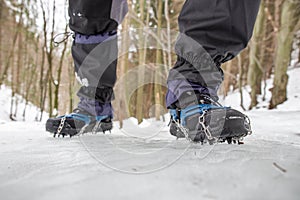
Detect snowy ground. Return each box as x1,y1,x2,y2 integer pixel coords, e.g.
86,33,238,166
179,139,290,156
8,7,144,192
0,68,300,200
0,85,47,123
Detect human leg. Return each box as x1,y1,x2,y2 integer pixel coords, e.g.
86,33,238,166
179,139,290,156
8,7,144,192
46,0,128,137
168,0,261,142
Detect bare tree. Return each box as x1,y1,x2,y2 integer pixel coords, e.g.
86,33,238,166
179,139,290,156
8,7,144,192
247,1,265,110
53,24,69,115
40,0,57,117
270,0,300,108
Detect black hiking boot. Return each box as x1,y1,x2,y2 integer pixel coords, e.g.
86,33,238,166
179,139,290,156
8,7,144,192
169,93,252,144
46,108,113,137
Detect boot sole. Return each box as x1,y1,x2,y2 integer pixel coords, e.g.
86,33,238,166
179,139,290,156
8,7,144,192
170,108,251,144
46,118,113,137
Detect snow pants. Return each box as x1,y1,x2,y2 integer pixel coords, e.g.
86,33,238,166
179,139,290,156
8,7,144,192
69,0,260,107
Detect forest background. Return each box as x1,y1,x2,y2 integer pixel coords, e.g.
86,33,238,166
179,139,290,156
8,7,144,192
0,0,299,126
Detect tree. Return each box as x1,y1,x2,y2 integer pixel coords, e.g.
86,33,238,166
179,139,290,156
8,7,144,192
270,0,300,108
0,0,3,74
247,0,265,110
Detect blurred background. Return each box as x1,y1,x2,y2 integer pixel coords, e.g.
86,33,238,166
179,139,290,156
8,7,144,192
0,0,299,125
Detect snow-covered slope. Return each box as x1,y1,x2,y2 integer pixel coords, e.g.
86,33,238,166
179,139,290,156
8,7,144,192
0,85,47,123
220,67,300,111
0,68,300,200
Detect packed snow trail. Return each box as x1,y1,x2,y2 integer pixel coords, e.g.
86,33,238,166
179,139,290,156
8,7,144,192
0,109,300,200
1,68,300,199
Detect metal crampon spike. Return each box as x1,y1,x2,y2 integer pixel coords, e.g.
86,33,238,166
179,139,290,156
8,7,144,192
78,124,89,136
92,121,101,134
227,137,232,144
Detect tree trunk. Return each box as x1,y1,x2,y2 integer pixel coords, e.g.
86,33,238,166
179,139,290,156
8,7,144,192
67,57,75,113
237,54,246,111
0,0,3,74
247,1,265,110
118,17,130,128
23,33,38,121
222,61,233,97
136,0,146,123
0,18,18,86
53,25,68,115
40,0,57,117
270,0,300,109
39,0,48,120
154,0,163,120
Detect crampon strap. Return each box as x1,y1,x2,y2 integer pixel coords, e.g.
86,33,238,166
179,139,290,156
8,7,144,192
170,104,230,126
58,113,109,125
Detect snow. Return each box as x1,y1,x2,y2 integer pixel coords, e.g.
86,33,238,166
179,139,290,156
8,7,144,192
1,68,300,200
219,67,300,112
0,85,47,123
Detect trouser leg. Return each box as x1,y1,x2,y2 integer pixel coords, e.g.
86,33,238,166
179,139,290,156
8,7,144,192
68,0,128,115
167,0,261,108
72,33,118,103
69,0,128,35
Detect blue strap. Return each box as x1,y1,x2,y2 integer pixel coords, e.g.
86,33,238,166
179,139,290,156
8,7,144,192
61,113,92,125
58,113,110,125
170,104,230,126
96,115,109,122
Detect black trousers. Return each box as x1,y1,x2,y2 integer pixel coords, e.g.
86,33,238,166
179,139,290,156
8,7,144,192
69,0,260,102
169,0,261,92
